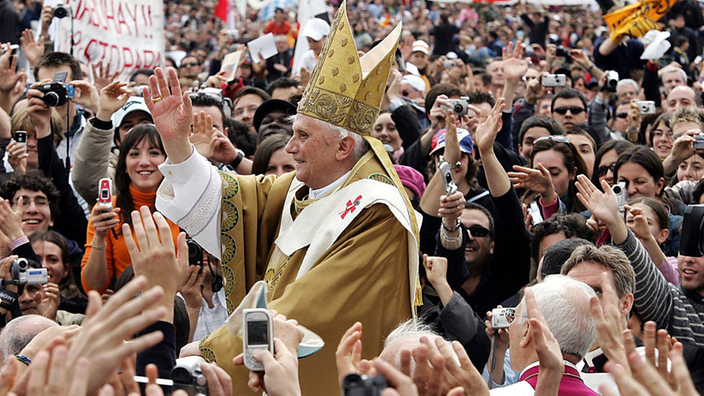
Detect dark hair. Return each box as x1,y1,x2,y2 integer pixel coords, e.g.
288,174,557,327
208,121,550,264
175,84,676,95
627,197,669,231
565,126,597,153
266,78,300,96
464,201,495,240
613,146,664,196
591,139,635,187
252,135,289,175
224,117,257,157
114,124,165,227
466,91,496,108
694,179,704,204
530,138,589,212
180,55,200,66
29,231,83,300
551,88,588,113
647,112,673,147
480,73,492,87
425,83,463,115
233,86,270,106
530,213,597,268
33,52,82,82
0,171,60,220
674,35,689,47
190,92,227,123
540,238,594,279
129,68,155,82
518,115,564,146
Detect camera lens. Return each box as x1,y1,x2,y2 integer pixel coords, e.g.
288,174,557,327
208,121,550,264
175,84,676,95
54,7,67,18
187,239,203,264
612,185,623,195
171,367,191,383
43,92,60,107
453,104,463,113
15,258,28,270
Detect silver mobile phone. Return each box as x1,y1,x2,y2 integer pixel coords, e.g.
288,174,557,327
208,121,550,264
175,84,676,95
439,161,458,195
243,308,274,371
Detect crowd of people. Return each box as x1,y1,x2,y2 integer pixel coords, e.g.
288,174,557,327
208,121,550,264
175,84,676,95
0,0,703,394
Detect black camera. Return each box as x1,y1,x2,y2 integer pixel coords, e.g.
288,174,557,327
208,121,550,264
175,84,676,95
342,374,388,396
53,4,71,19
10,258,47,286
171,356,208,396
680,205,704,257
37,71,75,107
555,46,572,62
186,238,203,266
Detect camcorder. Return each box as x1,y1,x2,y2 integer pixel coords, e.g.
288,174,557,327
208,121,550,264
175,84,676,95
441,96,470,116
605,70,619,93
342,373,388,396
171,356,209,396
680,205,704,257
37,71,75,107
10,258,47,286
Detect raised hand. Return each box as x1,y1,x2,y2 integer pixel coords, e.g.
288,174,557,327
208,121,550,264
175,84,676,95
92,61,119,93
438,190,465,219
443,113,461,165
190,111,216,159
589,272,630,374
335,322,363,384
144,68,193,164
179,265,205,311
69,80,101,115
6,141,28,175
429,337,489,396
0,198,25,241
508,164,555,197
250,338,301,396
625,205,654,242
26,80,54,136
20,29,45,66
25,344,92,396
89,206,120,243
575,175,621,226
37,282,61,321
210,130,239,164
0,45,25,94
474,98,505,155
502,42,528,82
96,81,132,121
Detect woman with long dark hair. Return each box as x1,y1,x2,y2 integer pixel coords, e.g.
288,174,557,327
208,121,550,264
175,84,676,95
81,124,180,293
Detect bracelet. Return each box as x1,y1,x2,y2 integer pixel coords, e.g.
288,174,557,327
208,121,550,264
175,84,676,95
15,354,31,366
442,217,462,233
441,226,461,241
91,240,107,250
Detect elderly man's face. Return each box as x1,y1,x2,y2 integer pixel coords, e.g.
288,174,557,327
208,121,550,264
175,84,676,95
663,71,686,94
666,86,697,112
275,37,289,53
259,110,293,142
617,84,638,102
286,115,345,189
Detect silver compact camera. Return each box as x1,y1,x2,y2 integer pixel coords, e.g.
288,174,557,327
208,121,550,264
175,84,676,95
636,100,656,114
441,96,469,116
443,60,457,69
491,307,515,329
171,356,208,396
11,258,47,286
541,74,566,87
612,181,628,220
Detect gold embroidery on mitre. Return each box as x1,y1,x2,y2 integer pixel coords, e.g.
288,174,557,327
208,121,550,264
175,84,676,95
296,0,402,137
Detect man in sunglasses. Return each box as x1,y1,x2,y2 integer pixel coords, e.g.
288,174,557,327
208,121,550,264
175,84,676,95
550,88,588,131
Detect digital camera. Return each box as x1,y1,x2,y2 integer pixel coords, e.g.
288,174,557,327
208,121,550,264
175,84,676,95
11,258,47,286
541,74,566,88
171,356,208,396
53,4,71,19
37,71,75,107
443,60,456,69
491,307,514,329
186,238,203,266
612,181,628,220
605,70,619,92
441,96,469,116
342,374,388,396
694,135,704,151
636,100,656,114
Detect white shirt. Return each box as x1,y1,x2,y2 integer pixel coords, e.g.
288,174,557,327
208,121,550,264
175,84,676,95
309,170,351,199
292,50,317,76
192,288,229,342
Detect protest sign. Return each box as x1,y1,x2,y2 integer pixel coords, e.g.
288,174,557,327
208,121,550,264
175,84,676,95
48,0,165,81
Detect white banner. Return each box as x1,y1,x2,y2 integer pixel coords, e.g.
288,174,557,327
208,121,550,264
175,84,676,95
49,0,165,81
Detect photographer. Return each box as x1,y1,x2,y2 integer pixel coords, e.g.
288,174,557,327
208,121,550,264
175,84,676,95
0,255,21,322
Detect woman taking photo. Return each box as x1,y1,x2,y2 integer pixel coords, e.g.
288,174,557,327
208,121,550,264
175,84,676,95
81,124,180,294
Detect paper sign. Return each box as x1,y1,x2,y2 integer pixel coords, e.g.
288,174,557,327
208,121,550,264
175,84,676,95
220,50,244,80
247,33,278,63
603,0,675,40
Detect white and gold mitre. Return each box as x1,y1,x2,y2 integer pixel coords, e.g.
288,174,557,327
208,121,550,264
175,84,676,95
297,0,402,136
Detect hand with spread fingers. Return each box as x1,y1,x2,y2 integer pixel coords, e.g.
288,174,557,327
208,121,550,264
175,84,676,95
474,98,505,156
96,81,133,122
589,272,630,374
190,111,216,159
0,198,25,242
143,68,194,164
335,322,364,385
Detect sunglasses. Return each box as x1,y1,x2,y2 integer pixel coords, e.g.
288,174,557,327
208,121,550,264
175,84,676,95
553,106,586,115
616,112,628,119
597,162,616,177
181,62,200,68
468,225,491,238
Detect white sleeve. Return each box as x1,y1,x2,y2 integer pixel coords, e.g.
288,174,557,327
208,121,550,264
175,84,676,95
156,146,223,260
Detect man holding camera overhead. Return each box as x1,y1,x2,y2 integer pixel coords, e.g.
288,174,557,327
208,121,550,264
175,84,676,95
149,1,420,394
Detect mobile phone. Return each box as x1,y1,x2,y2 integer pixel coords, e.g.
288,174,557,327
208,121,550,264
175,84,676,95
243,308,274,371
97,178,112,212
1,44,19,56
439,161,458,195
541,74,566,87
528,200,543,225
14,130,27,144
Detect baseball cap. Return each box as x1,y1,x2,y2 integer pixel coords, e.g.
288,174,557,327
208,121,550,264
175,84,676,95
253,99,297,132
111,96,152,129
430,128,473,156
401,75,426,94
302,18,330,41
411,40,430,55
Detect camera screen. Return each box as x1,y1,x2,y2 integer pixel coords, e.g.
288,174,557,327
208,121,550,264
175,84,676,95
247,320,269,345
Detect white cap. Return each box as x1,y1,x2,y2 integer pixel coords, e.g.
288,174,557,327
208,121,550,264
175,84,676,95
111,96,151,129
411,40,430,55
401,75,426,94
302,18,330,41
405,62,420,76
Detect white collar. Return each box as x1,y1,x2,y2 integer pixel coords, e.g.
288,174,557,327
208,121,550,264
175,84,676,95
309,170,352,199
519,360,580,377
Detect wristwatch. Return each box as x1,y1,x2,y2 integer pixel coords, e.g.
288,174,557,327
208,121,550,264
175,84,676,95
230,149,245,169
442,217,462,233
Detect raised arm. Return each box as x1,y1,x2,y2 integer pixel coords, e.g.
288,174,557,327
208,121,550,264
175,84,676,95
475,98,510,197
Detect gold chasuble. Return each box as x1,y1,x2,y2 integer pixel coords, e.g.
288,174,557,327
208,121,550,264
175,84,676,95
198,2,420,394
